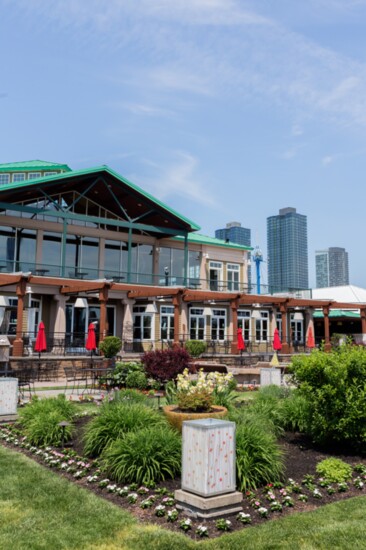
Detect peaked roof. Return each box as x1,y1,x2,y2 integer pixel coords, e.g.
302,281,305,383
0,160,71,172
0,165,200,235
174,232,252,250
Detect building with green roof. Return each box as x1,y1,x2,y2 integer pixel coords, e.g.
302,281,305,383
0,159,71,186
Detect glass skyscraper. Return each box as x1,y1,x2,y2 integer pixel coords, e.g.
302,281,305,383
315,247,349,288
267,207,308,293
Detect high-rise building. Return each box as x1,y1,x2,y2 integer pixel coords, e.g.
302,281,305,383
215,221,251,247
267,207,308,293
215,222,252,291
315,247,349,288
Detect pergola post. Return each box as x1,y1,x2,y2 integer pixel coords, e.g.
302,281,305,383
172,292,182,346
323,306,331,352
280,304,290,354
230,298,239,354
99,286,109,343
13,278,27,356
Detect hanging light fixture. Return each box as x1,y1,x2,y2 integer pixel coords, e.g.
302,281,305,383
146,302,158,313
74,298,88,308
251,303,262,319
293,311,304,321
0,295,9,307
203,307,212,316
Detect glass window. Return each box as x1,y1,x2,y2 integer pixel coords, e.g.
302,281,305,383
13,173,25,182
290,314,304,344
189,308,205,340
17,228,36,271
133,306,153,340
0,174,10,186
28,172,41,180
0,226,16,270
209,261,223,291
188,250,201,287
44,171,57,176
255,311,269,342
227,263,240,291
105,239,127,280
276,313,282,340
211,309,226,341
42,232,62,276
160,306,174,341
238,310,251,341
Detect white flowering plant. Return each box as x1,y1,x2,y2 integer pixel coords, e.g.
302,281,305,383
175,369,235,412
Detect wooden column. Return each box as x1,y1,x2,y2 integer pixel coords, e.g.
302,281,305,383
98,286,109,343
13,279,27,356
361,307,366,339
323,306,331,352
172,293,182,346
230,298,239,354
280,304,290,354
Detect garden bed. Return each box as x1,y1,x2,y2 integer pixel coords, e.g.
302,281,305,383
1,414,365,540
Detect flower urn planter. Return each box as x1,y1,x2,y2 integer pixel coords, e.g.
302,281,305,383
163,405,228,432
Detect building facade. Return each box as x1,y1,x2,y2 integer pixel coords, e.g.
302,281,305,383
0,162,360,357
215,222,252,291
267,207,308,294
315,247,349,288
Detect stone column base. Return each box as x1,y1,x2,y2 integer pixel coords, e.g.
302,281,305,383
174,489,243,518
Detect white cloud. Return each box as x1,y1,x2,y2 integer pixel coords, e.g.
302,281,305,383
291,124,303,136
140,152,217,207
322,155,334,165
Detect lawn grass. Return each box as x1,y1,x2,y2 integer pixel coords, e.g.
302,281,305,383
1,445,366,549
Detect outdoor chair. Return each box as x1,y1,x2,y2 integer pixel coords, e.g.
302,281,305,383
63,366,88,395
17,367,37,400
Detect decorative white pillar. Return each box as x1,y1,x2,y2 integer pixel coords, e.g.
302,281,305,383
175,419,243,518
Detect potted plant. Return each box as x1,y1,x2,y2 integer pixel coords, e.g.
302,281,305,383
98,336,122,367
163,369,231,431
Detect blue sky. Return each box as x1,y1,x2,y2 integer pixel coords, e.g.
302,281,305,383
1,0,366,288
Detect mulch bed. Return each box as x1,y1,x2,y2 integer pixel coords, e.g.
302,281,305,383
1,415,365,540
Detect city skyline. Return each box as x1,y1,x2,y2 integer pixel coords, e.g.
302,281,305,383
1,2,366,288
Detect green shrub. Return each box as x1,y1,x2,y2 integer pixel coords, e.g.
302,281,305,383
235,419,284,491
18,395,77,446
109,361,144,387
102,426,181,484
230,386,286,438
113,389,148,404
125,371,148,390
280,390,312,433
83,402,167,457
290,346,366,449
184,340,206,357
316,458,352,483
98,336,122,358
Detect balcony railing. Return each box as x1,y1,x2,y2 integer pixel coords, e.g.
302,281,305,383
0,259,272,293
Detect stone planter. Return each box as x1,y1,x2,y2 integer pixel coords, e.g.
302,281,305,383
163,405,228,432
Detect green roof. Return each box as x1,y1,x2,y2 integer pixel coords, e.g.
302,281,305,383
0,164,200,232
174,232,252,250
313,309,360,319
0,160,71,172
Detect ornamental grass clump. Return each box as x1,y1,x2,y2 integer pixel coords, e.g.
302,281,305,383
175,368,235,412
102,425,181,485
18,395,77,447
83,401,167,457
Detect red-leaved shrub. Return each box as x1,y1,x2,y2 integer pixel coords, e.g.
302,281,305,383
141,348,192,382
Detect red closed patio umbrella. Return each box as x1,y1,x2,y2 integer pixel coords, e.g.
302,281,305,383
86,322,97,357
306,326,315,349
273,328,282,351
237,328,245,366
237,328,245,351
34,321,47,358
